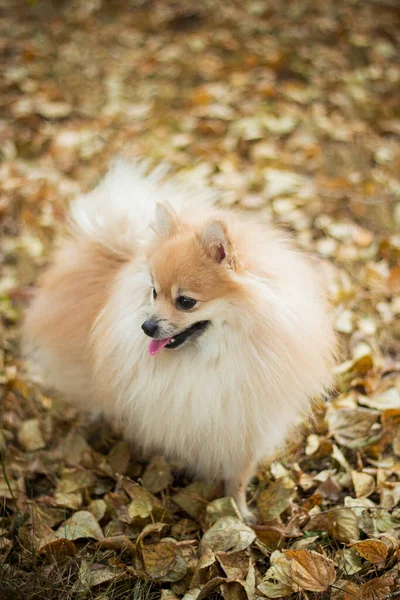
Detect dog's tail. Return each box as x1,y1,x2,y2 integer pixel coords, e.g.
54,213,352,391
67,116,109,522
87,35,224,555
68,158,216,259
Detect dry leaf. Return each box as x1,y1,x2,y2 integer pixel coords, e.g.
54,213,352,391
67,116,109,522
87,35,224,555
257,551,294,598
352,540,388,564
108,441,131,475
122,482,170,523
216,551,250,580
142,456,173,494
173,481,218,519
331,508,360,543
257,477,296,523
201,517,256,554
56,510,103,541
359,575,394,600
206,496,242,525
142,541,187,582
326,407,379,449
18,419,45,451
286,549,336,592
351,471,375,498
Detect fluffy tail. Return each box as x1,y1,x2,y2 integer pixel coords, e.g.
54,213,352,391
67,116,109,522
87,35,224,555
69,158,216,258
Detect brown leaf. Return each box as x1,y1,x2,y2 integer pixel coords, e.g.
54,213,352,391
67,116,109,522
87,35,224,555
108,441,131,476
173,481,219,519
343,581,362,600
286,549,336,592
39,537,78,558
257,477,296,523
196,577,227,600
96,535,136,553
216,550,250,580
253,523,287,550
359,575,394,600
142,456,173,494
221,581,247,600
142,541,187,582
352,540,388,564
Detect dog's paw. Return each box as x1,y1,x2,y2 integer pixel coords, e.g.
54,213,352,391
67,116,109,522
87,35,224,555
241,507,258,526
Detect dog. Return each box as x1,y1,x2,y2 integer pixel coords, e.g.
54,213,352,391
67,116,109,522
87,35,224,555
24,159,336,522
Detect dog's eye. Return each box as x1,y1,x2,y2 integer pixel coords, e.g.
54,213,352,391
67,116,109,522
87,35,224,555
176,296,197,310
153,288,157,300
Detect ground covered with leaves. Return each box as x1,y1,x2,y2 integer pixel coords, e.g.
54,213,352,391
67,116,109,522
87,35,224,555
1,0,400,598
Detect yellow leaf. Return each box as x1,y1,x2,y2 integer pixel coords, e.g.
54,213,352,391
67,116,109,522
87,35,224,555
285,549,336,592
352,540,388,564
351,471,375,498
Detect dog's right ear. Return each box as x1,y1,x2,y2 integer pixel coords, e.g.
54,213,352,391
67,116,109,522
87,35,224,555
154,202,178,238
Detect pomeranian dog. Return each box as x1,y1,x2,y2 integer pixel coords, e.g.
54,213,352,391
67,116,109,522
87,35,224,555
24,159,335,522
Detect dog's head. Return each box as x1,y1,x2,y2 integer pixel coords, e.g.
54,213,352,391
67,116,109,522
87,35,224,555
143,203,241,355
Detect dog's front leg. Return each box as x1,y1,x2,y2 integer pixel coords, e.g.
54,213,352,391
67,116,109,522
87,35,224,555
225,460,257,525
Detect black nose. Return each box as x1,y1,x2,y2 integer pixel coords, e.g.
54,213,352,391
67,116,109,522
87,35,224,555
141,319,159,338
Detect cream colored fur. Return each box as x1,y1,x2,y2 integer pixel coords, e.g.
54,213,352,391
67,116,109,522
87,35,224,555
24,160,336,522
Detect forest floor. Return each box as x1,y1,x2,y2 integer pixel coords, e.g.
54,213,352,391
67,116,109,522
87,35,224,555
1,1,400,599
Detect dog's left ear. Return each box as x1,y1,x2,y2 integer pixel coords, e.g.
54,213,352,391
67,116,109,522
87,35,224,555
154,202,178,238
201,220,238,270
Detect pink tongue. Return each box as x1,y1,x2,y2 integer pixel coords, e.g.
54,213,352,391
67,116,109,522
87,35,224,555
149,338,171,356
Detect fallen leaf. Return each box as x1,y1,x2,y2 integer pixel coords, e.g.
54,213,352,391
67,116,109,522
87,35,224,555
108,441,131,475
359,575,394,600
326,407,379,448
351,471,375,498
352,540,388,564
122,482,170,523
253,523,287,550
338,548,364,576
56,467,96,495
285,549,336,592
173,481,218,519
216,551,250,580
206,496,242,525
87,499,107,521
142,541,187,582
18,419,45,451
56,510,103,541
359,508,400,536
257,477,296,523
201,517,256,554
96,535,135,554
331,508,360,543
257,551,294,598
142,456,173,494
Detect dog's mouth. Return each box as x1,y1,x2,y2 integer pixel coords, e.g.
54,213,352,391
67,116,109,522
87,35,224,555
148,321,210,356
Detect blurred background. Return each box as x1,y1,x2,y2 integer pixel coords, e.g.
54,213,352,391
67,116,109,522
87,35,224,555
1,1,400,599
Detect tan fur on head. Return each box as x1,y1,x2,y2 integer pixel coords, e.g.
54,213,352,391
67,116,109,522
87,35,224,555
23,159,336,523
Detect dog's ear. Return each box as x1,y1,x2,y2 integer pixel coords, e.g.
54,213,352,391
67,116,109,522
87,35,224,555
201,220,238,269
154,202,178,238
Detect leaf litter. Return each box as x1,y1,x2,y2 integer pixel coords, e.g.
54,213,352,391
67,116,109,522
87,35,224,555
1,0,400,598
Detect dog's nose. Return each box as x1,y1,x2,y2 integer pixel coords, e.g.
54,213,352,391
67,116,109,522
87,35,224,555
141,319,159,338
